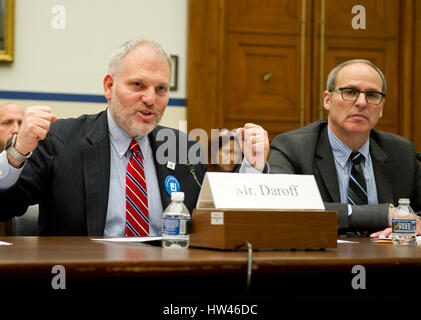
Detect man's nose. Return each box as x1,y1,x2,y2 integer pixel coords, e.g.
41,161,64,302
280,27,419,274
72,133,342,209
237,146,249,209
355,92,368,107
10,121,20,135
141,87,156,106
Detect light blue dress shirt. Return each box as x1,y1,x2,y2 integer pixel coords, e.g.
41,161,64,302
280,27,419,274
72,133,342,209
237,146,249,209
0,151,21,187
327,126,378,215
105,110,164,236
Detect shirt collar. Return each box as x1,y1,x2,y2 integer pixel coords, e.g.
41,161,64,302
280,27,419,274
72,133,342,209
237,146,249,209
107,108,149,159
327,125,370,168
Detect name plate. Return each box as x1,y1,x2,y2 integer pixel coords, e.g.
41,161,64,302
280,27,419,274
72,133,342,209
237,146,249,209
196,172,325,210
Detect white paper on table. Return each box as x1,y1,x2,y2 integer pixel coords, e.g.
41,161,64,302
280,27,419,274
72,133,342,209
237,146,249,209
91,236,163,243
0,241,12,246
337,239,360,244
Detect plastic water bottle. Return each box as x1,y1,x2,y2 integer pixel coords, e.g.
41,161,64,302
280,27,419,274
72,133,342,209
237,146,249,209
392,198,417,247
161,192,191,249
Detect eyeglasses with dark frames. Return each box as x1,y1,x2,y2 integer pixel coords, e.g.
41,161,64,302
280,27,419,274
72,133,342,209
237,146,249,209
331,87,385,105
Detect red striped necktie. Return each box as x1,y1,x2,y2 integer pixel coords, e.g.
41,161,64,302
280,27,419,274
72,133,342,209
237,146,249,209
125,139,149,237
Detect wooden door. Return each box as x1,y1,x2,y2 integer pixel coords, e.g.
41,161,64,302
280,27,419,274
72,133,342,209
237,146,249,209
188,0,417,144
188,0,311,142
223,2,312,142
413,1,421,152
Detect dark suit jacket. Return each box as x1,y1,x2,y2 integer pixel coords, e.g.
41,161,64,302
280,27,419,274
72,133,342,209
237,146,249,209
0,110,206,236
269,120,421,233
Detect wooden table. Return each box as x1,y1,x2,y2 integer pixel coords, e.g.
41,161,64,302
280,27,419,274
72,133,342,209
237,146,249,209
1,236,420,317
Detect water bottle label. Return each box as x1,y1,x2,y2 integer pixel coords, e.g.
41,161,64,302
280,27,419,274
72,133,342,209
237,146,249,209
392,219,416,234
162,217,190,235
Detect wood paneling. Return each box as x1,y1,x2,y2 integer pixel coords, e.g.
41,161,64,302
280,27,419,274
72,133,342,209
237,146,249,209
413,1,421,152
324,0,399,38
188,0,311,142
223,33,304,141
0,221,13,236
225,0,302,34
187,0,224,134
188,0,419,146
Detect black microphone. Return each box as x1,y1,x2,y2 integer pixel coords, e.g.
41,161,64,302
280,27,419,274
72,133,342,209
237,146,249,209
185,162,202,188
416,153,421,161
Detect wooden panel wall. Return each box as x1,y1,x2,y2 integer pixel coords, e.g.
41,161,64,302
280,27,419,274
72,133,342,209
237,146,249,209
188,0,311,142
0,221,13,236
223,0,310,138
188,0,419,147
414,1,421,152
187,0,224,135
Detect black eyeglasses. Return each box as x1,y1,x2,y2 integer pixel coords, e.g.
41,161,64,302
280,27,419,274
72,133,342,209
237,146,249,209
331,87,385,105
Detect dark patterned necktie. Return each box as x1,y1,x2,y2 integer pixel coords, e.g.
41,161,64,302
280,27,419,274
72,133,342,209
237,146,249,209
347,151,368,205
125,139,149,236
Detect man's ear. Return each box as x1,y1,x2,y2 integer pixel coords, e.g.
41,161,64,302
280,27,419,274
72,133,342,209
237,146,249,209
378,100,385,119
323,90,331,111
103,73,114,102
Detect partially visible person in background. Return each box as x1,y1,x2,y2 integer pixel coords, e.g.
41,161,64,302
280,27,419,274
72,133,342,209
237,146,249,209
207,129,243,172
0,103,24,150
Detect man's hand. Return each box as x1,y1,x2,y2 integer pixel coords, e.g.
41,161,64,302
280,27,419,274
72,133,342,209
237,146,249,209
370,205,421,238
370,227,392,239
7,106,57,168
236,123,269,172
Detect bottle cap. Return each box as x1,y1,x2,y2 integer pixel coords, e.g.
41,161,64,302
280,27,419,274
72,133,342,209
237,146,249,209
171,192,185,201
398,198,410,204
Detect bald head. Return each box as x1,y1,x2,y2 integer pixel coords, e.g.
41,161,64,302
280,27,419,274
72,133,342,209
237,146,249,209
0,103,25,150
